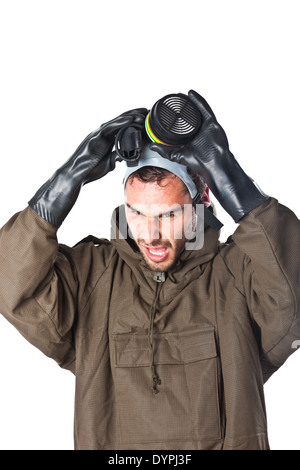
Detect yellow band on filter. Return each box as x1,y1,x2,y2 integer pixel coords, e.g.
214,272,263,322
145,113,166,144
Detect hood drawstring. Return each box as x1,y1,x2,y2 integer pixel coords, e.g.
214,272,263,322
148,272,165,394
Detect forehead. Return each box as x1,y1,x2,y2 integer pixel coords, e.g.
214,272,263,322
125,175,192,207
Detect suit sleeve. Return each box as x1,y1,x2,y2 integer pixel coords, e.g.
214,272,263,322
0,206,77,373
231,197,300,381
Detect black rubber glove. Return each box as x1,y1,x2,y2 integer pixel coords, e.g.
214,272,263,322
150,90,269,223
29,108,148,227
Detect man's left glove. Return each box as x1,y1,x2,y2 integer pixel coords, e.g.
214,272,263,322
150,90,269,223
29,108,148,228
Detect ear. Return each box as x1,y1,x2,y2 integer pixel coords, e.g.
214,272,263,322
201,185,211,207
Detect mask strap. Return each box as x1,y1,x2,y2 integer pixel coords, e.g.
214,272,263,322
193,193,223,231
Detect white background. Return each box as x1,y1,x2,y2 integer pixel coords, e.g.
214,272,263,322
0,0,299,450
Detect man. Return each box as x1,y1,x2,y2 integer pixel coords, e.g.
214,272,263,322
0,90,299,450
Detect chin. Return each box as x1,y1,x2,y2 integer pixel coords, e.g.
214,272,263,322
148,264,168,273
143,256,175,273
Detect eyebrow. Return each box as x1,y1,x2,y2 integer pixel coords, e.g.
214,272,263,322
125,203,184,218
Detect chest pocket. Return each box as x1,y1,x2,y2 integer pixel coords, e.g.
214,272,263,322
113,326,222,446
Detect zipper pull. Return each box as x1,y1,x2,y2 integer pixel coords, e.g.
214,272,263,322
153,272,166,283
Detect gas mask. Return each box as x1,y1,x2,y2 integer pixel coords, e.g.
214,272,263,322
115,92,222,231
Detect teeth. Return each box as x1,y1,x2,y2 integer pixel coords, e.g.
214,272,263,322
149,249,166,256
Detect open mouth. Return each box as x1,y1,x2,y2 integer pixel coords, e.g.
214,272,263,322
143,246,169,263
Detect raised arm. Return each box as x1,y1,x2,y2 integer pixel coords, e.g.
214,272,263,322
151,90,300,377
0,108,147,370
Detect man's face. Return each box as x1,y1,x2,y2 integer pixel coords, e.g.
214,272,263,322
125,175,196,272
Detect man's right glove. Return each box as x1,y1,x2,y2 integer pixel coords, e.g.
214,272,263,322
150,90,269,223
29,108,148,228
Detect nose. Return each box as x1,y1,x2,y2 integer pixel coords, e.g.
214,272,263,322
141,216,161,244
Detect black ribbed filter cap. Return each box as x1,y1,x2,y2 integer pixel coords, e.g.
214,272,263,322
149,93,202,145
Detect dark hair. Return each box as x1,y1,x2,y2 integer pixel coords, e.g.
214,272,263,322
127,166,206,195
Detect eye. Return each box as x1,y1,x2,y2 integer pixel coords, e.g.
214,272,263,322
131,209,140,216
128,207,144,217
161,211,175,219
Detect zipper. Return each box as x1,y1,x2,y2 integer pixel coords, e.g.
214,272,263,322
148,271,165,394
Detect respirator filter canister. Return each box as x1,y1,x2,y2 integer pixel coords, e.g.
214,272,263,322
145,93,203,146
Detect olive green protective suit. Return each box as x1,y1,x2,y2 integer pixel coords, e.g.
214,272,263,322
0,197,299,450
